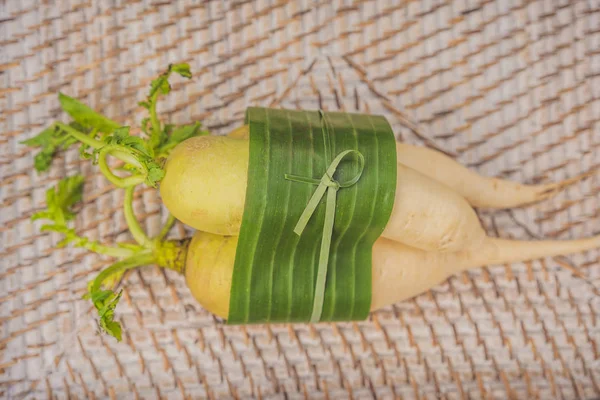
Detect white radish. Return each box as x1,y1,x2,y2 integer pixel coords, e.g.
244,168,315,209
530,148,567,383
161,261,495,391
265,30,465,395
185,231,600,319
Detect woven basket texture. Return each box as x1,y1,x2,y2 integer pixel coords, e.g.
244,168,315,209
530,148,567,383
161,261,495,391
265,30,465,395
1,0,600,399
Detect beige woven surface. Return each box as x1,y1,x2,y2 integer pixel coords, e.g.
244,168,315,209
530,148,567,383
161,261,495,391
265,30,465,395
2,0,600,399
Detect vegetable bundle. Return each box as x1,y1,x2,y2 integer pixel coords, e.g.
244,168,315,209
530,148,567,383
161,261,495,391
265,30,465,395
25,64,599,341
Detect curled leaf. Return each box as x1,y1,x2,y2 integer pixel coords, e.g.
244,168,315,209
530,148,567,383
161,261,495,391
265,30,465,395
87,288,123,341
170,63,192,78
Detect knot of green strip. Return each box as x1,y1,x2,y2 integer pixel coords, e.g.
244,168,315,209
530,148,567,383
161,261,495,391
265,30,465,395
284,149,365,322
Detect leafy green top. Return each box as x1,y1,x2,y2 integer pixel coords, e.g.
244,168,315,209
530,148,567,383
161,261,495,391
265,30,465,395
24,63,207,186
87,289,124,341
32,175,84,225
25,63,202,341
21,124,79,172
31,175,140,339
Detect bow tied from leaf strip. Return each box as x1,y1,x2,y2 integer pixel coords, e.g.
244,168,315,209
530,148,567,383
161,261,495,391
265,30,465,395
285,149,365,323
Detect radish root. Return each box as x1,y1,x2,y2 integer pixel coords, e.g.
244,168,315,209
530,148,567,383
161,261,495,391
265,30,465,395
395,143,596,209
459,236,600,270
371,234,600,310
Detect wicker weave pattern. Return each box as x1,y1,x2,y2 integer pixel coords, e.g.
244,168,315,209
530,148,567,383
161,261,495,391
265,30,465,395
1,0,599,399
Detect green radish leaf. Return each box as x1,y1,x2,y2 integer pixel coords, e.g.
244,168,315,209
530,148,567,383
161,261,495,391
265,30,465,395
228,108,397,324
111,126,130,142
79,143,93,159
146,165,165,186
22,125,80,172
84,252,156,342
22,126,58,147
97,290,123,341
41,224,91,249
170,63,192,78
105,127,151,156
85,288,123,341
32,175,84,225
24,126,60,172
124,136,151,156
144,63,195,156
147,63,192,98
32,176,138,259
148,63,191,98
58,93,120,133
150,76,171,96
32,176,109,252
97,126,165,185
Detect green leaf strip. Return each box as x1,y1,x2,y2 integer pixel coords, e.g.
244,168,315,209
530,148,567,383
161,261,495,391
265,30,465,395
285,149,365,322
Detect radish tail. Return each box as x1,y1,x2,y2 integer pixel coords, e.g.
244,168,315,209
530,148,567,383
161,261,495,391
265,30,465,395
396,143,595,209
459,235,600,270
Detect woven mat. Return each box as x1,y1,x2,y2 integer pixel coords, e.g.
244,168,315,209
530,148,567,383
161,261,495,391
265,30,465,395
2,0,600,399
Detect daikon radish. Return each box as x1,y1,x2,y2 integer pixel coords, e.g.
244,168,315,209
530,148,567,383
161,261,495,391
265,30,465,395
184,231,600,319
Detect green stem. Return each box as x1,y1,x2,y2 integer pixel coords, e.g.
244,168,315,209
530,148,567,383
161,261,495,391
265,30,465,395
83,241,137,258
124,186,151,247
55,122,104,149
149,92,161,151
90,251,155,293
56,122,144,169
153,239,189,274
98,147,146,188
108,149,145,170
157,213,176,240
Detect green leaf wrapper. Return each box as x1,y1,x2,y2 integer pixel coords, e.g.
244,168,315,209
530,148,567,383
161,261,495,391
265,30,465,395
228,107,397,324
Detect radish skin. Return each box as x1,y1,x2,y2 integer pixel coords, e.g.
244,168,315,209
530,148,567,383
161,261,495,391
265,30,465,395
383,163,485,252
184,231,600,319
395,143,590,209
185,230,238,318
160,136,249,236
371,235,600,310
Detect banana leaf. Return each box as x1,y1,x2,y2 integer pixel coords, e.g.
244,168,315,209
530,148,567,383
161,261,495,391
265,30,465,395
228,107,396,324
